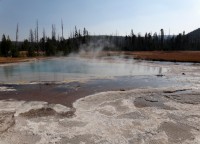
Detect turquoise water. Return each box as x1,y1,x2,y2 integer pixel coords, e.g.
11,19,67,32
0,57,167,83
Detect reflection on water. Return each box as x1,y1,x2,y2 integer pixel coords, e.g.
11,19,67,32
0,57,168,83
3,65,14,78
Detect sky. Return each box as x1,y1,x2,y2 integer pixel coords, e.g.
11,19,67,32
0,0,200,41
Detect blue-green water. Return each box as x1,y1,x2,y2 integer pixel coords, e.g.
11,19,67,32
0,57,167,84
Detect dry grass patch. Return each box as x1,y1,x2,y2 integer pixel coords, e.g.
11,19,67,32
128,51,200,62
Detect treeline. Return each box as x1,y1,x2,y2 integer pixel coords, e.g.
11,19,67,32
0,22,90,57
104,29,200,51
23,26,90,57
1,25,200,57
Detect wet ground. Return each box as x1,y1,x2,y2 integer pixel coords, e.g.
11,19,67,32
0,76,177,107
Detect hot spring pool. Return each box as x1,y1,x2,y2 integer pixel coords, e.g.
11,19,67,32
0,57,168,84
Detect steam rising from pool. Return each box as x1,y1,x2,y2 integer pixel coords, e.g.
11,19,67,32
0,56,167,84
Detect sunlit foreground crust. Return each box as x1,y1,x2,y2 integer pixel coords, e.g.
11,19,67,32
0,86,200,144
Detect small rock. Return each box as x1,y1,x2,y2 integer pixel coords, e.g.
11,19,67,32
156,74,164,77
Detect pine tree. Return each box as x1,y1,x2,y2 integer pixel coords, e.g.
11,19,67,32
0,35,12,57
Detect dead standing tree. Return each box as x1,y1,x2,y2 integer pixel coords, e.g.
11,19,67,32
16,23,19,47
61,19,64,41
52,24,56,40
36,20,39,55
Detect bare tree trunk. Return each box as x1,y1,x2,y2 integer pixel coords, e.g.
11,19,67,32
29,29,34,43
16,23,19,47
36,20,39,43
43,28,46,42
52,24,56,40
61,19,64,40
34,29,37,43
42,28,46,54
36,20,39,55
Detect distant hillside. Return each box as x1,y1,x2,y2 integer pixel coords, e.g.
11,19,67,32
187,28,200,41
